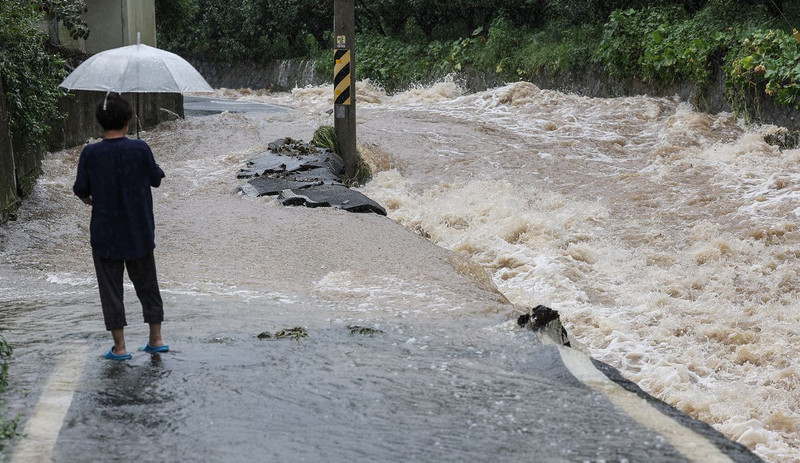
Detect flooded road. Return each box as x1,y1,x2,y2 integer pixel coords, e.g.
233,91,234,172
0,81,794,461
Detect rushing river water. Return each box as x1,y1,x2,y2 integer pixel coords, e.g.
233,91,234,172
1,80,798,462
267,80,798,462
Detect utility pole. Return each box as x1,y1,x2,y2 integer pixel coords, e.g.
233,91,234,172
333,0,357,180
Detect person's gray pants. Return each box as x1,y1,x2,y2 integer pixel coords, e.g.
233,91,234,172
92,249,164,330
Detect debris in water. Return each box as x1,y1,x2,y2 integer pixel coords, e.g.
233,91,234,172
518,305,570,347
257,327,309,341
763,129,799,150
275,327,309,341
348,325,384,336
278,185,387,215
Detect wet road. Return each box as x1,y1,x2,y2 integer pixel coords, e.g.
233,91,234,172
4,291,753,462
0,97,763,462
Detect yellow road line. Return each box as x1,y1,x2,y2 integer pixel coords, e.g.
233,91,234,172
551,340,733,463
11,343,89,463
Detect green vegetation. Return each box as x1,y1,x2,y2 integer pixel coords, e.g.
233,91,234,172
155,0,327,63
0,335,11,393
40,0,89,41
727,28,800,113
155,0,800,116
311,125,338,153
0,0,67,151
0,334,19,452
311,125,372,186
348,326,384,336
258,327,309,341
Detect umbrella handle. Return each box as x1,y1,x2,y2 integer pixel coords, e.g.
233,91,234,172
136,93,141,139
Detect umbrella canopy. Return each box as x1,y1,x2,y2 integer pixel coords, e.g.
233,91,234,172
59,43,213,94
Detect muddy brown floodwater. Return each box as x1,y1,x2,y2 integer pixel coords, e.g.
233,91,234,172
289,80,797,462
0,80,797,462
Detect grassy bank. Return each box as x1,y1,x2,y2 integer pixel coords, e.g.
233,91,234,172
157,1,799,119
310,0,800,121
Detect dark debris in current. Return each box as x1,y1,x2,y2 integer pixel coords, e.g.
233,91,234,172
257,327,309,341
763,129,800,150
518,305,570,347
348,325,384,336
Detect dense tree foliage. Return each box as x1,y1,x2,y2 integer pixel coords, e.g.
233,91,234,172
156,0,797,58
0,0,66,150
158,0,799,112
156,0,329,62
40,0,89,41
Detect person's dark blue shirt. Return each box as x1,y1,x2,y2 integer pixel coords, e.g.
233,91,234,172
73,137,165,260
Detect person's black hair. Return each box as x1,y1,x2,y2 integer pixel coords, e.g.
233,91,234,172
95,93,133,131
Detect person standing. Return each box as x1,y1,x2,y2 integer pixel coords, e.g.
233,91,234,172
73,93,169,360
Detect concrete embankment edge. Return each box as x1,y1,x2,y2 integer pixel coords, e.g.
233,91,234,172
535,320,762,463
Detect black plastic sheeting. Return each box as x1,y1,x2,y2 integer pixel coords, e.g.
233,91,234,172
279,185,387,216
237,138,386,215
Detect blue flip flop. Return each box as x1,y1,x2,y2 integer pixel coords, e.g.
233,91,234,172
141,343,169,353
102,347,132,361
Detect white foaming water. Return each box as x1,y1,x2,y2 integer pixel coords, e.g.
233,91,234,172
45,273,95,287
314,270,462,317
347,81,799,462
209,84,800,462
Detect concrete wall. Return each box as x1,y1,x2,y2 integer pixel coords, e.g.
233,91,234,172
82,0,156,54
0,76,17,222
0,87,183,224
123,0,157,47
0,75,46,221
190,59,325,91
82,0,124,53
47,91,184,152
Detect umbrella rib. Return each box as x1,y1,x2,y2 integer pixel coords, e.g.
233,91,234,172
155,57,181,93
117,54,137,93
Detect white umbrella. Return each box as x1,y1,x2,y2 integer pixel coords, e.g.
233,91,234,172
59,35,213,136
59,38,213,93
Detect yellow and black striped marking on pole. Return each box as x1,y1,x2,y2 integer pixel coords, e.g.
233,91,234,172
334,49,352,105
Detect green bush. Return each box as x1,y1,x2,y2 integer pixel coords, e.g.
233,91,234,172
0,0,66,151
156,0,800,117
727,28,800,110
311,125,337,152
0,335,10,391
597,6,689,80
518,22,602,77
41,0,89,41
640,0,772,84
156,0,331,62
355,33,447,91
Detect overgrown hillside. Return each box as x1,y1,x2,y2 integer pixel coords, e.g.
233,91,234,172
156,0,800,115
